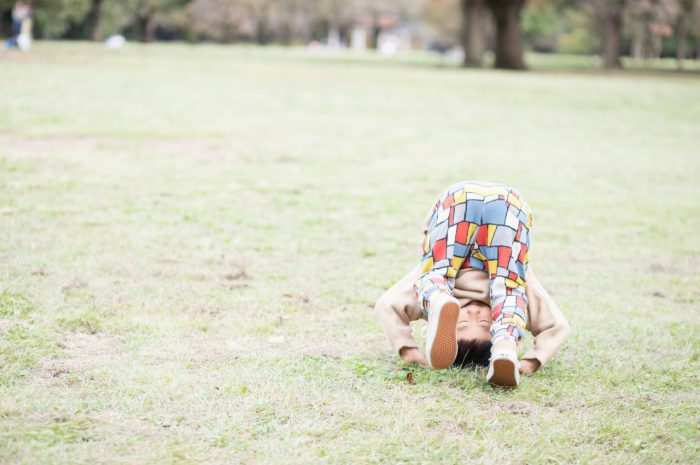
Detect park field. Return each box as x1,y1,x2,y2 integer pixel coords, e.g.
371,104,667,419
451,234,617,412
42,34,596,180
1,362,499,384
1,42,699,464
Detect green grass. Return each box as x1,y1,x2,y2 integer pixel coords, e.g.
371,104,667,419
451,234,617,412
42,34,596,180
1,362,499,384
0,42,699,464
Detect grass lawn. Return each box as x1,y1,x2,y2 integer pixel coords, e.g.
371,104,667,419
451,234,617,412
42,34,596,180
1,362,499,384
0,42,699,464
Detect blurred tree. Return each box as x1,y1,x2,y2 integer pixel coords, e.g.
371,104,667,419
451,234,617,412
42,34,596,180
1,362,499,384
176,0,416,46
0,0,14,37
624,0,699,65
350,0,423,48
243,0,273,44
676,0,697,68
101,0,140,37
627,0,652,59
461,0,487,66
522,0,567,52
557,8,599,54
626,0,672,60
32,0,91,38
275,0,312,44
87,0,103,40
132,0,191,42
10,0,699,63
179,0,241,42
422,0,461,47
588,0,625,68
486,0,527,69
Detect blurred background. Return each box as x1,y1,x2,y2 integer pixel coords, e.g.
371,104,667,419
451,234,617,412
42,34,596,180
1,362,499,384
2,0,700,70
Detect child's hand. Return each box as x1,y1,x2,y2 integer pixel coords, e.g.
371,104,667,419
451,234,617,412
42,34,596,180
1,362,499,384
400,347,428,367
519,358,540,375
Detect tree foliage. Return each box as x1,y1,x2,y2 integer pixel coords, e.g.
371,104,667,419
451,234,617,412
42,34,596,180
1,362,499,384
2,0,698,68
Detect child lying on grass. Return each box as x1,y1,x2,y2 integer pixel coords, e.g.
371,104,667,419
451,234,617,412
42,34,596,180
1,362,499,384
375,181,570,387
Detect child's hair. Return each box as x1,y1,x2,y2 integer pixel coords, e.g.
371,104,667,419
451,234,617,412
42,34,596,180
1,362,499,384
453,338,491,368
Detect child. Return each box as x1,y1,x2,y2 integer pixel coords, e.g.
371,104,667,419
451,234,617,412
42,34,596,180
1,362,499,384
5,1,31,50
375,181,570,387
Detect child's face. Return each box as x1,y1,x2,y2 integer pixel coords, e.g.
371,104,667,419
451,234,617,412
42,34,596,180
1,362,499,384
456,300,492,342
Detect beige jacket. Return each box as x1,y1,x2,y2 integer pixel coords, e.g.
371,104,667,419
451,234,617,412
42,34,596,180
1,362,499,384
375,265,570,371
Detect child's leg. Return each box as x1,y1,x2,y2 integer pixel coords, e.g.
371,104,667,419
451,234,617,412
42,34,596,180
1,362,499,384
413,193,478,317
477,194,532,386
413,188,481,369
477,199,533,346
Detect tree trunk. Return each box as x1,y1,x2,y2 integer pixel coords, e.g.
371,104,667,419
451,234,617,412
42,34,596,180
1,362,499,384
461,0,487,67
145,15,157,42
487,0,526,70
651,33,661,60
676,13,687,70
0,8,11,38
255,19,269,45
601,2,623,69
371,23,381,49
136,15,147,42
137,12,157,43
64,20,83,39
88,0,103,41
632,23,644,60
278,22,292,45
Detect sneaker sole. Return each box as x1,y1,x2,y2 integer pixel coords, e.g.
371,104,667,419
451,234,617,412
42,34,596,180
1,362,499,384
428,299,459,369
488,358,517,387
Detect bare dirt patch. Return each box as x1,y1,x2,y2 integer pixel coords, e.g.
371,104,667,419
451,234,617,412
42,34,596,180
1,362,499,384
37,331,122,382
500,401,538,416
61,278,89,294
0,134,238,163
0,133,99,154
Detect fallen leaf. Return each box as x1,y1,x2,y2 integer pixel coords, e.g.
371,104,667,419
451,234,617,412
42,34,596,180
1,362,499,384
61,278,88,293
406,372,415,385
224,270,248,281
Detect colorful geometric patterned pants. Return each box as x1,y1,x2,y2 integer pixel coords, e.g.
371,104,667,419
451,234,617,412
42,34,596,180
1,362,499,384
414,181,533,344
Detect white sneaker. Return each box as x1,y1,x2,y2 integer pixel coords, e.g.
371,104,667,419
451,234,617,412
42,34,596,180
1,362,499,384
486,338,520,387
425,293,460,369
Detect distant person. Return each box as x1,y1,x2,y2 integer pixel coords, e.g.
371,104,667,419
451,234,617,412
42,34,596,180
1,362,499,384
5,0,32,51
375,181,570,387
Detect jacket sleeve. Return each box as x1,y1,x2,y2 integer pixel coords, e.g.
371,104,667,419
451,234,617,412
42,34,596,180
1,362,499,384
522,267,571,370
375,265,424,355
